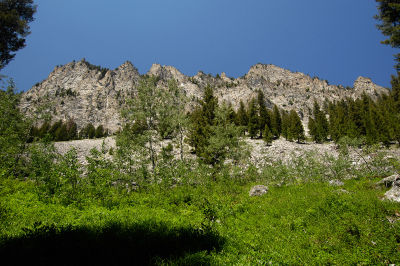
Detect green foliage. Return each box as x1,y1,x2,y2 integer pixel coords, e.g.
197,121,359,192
187,107,209,154
57,148,83,204
257,90,270,138
80,123,96,139
236,100,248,135
375,0,400,70
271,104,282,138
0,0,36,69
187,85,217,156
202,85,218,125
158,79,189,162
247,98,259,139
187,87,246,167
80,58,109,79
200,103,245,167
29,139,60,200
262,124,273,145
95,124,104,138
286,110,305,143
308,100,329,143
30,119,79,142
327,92,400,145
0,80,31,177
0,150,399,265
119,75,164,173
281,109,290,139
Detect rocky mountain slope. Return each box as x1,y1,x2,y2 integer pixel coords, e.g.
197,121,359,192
20,58,388,133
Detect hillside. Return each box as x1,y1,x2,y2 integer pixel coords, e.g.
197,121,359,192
19,59,388,133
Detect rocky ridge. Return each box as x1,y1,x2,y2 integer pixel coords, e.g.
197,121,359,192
20,59,389,133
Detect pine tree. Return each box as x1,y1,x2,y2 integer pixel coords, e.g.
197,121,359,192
80,123,96,139
226,103,237,124
201,103,242,166
281,110,290,140
236,100,248,135
375,0,400,70
38,121,50,138
201,85,218,125
346,98,363,138
247,98,259,139
187,107,209,155
271,105,282,138
187,85,217,156
257,90,270,138
66,119,77,140
263,124,273,146
55,122,68,141
308,100,329,143
49,120,62,140
95,125,104,138
289,110,305,143
328,100,347,142
375,95,392,146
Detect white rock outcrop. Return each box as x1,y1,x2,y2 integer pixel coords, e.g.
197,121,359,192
20,60,389,134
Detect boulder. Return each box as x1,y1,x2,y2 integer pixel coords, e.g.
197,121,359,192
329,179,344,186
376,174,400,188
384,179,400,202
249,185,268,196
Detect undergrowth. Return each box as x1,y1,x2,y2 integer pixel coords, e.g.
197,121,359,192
0,149,399,265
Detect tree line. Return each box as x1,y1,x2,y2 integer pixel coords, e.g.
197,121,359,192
29,120,108,142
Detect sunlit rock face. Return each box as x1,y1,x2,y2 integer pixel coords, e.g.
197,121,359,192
20,59,388,134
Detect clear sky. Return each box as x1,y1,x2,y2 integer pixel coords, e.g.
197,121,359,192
1,0,397,92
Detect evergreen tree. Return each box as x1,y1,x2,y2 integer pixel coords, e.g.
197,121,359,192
375,0,400,70
328,100,347,142
391,74,400,112
49,120,62,140
375,95,392,146
95,125,104,138
288,110,305,143
263,124,273,146
80,123,96,139
389,74,400,144
236,100,248,135
187,107,209,155
55,123,68,141
257,90,270,138
87,123,96,139
226,103,237,124
346,98,363,138
38,121,50,138
308,100,329,143
360,93,379,144
201,85,218,125
66,119,77,140
187,85,217,156
201,103,243,166
0,0,36,70
281,110,290,140
271,105,282,138
247,98,259,139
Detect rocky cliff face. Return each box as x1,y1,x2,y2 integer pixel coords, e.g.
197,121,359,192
20,59,389,133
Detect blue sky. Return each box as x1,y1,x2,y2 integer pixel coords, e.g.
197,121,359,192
1,0,397,91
